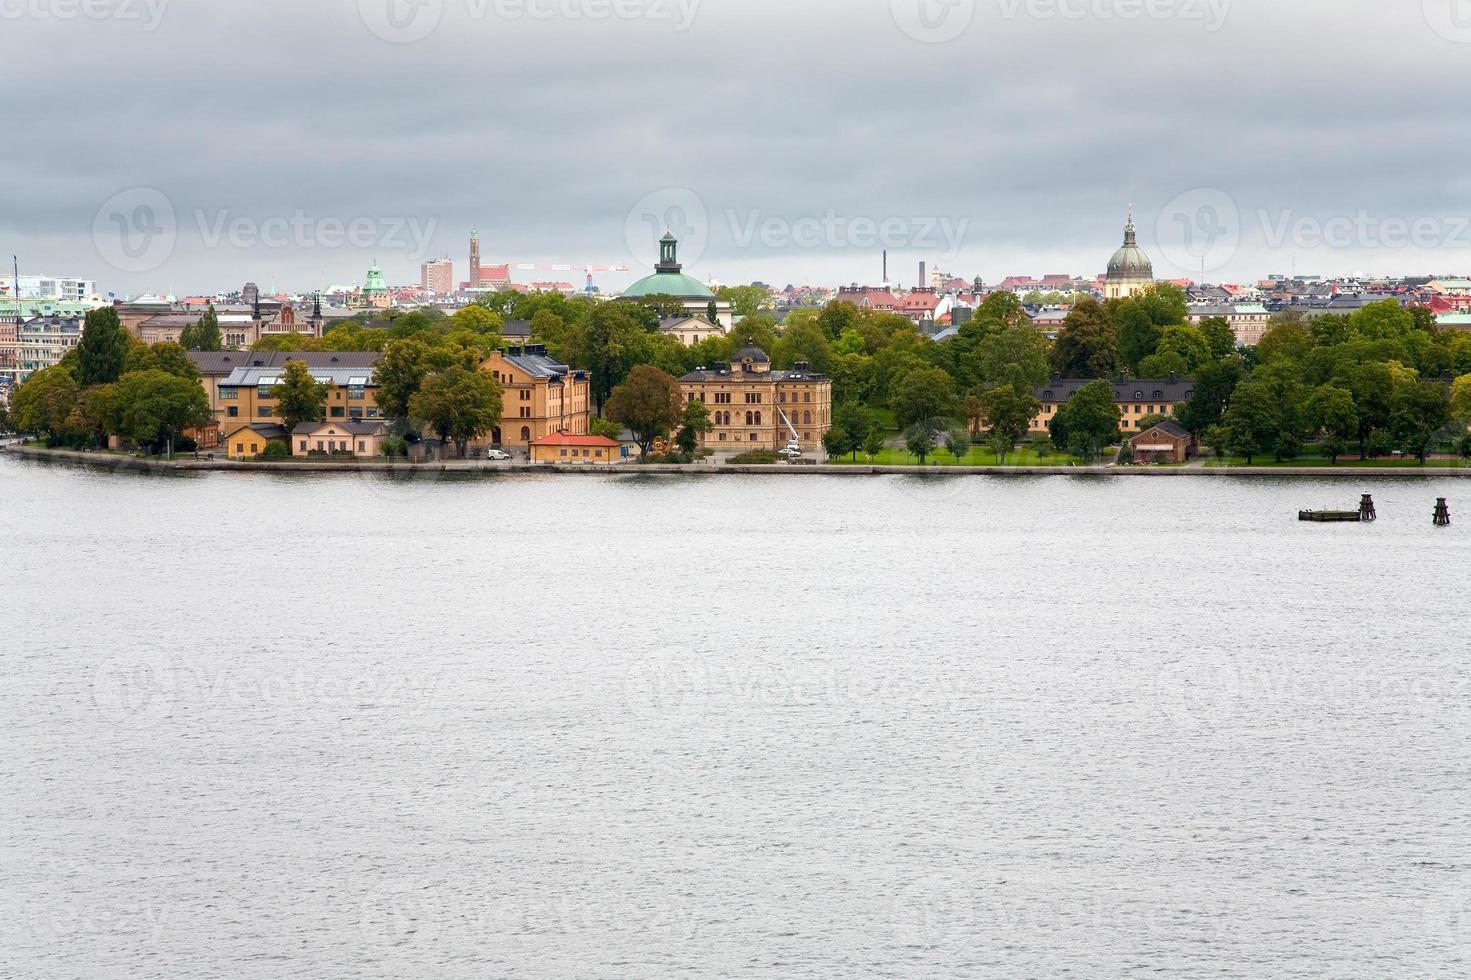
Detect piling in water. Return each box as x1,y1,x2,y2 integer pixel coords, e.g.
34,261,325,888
1434,498,1452,527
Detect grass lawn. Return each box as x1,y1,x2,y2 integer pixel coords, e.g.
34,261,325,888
828,446,1085,467
1206,455,1468,468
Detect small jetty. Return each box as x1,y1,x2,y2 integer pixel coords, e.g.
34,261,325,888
1434,498,1452,527
1300,494,1376,523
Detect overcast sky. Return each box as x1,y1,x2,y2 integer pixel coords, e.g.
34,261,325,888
7,0,1471,296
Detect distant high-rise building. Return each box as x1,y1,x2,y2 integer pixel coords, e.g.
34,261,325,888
469,230,481,287
421,258,454,295
242,282,260,306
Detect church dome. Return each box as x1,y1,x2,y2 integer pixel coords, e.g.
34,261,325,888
1107,214,1153,280
622,233,715,300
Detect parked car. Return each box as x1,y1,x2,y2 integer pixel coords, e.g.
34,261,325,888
486,449,513,461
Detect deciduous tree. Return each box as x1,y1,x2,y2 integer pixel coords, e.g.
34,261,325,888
605,365,682,456
409,366,503,459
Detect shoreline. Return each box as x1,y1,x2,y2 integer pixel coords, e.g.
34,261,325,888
4,443,1468,478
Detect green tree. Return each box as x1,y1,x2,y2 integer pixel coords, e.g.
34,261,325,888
126,342,200,380
409,366,503,459
1049,379,1121,462
271,360,333,432
1198,317,1237,360
1389,381,1451,462
113,369,211,456
1050,298,1118,378
1302,384,1357,463
578,302,648,413
589,416,623,440
1176,357,1244,434
76,307,131,387
904,420,943,464
889,365,958,430
676,399,713,454
605,365,682,457
1219,380,1282,465
1450,374,1471,418
9,367,82,443
826,403,875,461
976,324,1049,392
182,306,223,351
373,338,473,422
862,427,886,461
979,383,1041,464
771,320,833,374
1111,283,1188,371
947,424,972,464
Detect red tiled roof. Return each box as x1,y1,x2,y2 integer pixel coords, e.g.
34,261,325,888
532,432,622,448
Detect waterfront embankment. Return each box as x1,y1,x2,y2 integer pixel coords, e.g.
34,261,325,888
4,443,1468,478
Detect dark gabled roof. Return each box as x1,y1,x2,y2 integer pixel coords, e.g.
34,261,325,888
501,319,533,339
1036,377,1196,404
498,347,570,379
225,423,289,440
1138,420,1191,439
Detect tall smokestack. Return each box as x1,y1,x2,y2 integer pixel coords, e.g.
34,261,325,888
882,250,888,287
919,261,926,291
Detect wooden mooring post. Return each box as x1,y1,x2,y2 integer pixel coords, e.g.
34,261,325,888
1434,498,1452,527
1359,494,1377,522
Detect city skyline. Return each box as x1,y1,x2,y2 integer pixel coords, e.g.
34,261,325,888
6,0,1471,294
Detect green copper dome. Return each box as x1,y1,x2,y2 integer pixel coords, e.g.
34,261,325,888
364,263,388,293
1107,212,1153,279
622,233,714,299
622,271,714,299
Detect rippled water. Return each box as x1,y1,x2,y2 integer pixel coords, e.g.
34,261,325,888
3,457,1469,978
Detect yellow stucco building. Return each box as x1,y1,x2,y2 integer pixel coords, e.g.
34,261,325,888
480,346,592,448
679,344,832,452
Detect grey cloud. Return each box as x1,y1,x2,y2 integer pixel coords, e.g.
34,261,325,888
4,0,1470,294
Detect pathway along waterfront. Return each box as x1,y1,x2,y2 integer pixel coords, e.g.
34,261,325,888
5,443,1471,478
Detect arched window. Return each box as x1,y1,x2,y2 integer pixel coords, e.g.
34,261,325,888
520,426,531,442
1134,390,1144,399
745,411,754,426
803,411,812,425
1152,390,1164,400
755,412,762,426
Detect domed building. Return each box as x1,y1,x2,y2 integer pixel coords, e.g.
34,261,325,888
358,262,391,310
1104,210,1154,300
621,232,732,328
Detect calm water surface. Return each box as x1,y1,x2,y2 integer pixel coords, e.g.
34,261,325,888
3,457,1469,978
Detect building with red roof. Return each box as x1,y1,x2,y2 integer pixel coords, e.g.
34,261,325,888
530,431,624,465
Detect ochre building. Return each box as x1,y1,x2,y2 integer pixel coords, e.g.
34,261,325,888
679,345,832,452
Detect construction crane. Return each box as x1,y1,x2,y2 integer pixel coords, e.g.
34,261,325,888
510,263,631,274
777,408,803,459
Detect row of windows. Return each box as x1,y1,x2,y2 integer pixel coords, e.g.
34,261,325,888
715,432,815,442
558,448,608,459
710,411,817,427
228,406,379,420
696,390,819,404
